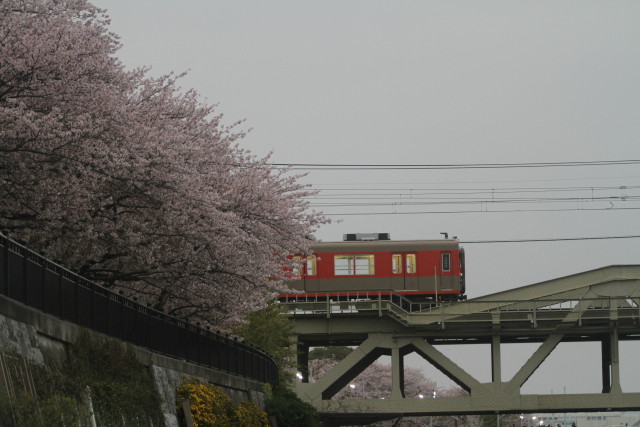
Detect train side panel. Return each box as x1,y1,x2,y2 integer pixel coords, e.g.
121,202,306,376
281,239,465,301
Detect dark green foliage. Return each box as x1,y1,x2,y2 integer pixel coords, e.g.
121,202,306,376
265,387,322,427
235,302,296,385
0,392,85,427
64,334,164,425
0,359,87,427
238,305,324,426
0,334,164,426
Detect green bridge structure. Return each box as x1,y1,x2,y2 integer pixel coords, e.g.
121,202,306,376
283,265,640,425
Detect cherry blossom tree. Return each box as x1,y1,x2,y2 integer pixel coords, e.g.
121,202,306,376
309,357,439,426
308,353,479,427
0,0,326,328
308,356,438,400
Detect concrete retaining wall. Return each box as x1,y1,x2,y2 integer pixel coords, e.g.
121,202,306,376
0,294,267,426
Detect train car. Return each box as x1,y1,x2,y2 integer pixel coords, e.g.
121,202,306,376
279,233,465,302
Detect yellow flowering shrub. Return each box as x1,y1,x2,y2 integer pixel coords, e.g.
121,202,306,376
232,401,270,427
176,377,269,427
176,377,233,426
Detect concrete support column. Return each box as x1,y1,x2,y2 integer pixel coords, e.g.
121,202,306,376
491,335,502,383
601,335,611,393
390,347,405,399
608,328,622,394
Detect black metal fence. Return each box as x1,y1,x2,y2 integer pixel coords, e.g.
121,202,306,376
0,234,278,384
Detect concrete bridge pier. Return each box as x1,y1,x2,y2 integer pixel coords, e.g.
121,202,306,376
601,327,623,394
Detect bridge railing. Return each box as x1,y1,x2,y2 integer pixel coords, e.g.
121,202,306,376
0,234,278,384
280,290,443,314
283,291,640,326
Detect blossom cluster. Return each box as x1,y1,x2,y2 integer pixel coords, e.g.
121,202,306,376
0,0,328,329
308,357,438,400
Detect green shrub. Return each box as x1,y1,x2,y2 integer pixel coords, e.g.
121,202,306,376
64,334,164,425
0,333,164,427
265,388,322,427
0,390,86,427
0,355,86,426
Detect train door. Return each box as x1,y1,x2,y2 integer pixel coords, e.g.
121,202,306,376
439,251,453,293
304,256,319,292
391,252,418,291
292,256,319,292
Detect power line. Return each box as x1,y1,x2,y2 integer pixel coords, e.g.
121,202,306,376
309,174,640,186
274,159,640,170
461,235,640,244
307,182,639,211
309,195,639,204
308,185,639,195
323,206,640,215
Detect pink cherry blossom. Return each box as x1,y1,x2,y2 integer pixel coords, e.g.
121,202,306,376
308,357,438,400
1,0,328,329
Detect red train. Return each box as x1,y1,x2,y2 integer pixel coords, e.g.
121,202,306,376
279,233,466,302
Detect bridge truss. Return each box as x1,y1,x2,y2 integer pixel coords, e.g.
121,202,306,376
285,265,640,425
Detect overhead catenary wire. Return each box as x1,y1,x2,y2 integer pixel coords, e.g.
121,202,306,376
309,174,640,186
306,184,640,196
309,196,640,207
460,235,640,243
282,161,638,243
284,161,639,247
272,159,640,170
323,206,640,215
302,176,639,214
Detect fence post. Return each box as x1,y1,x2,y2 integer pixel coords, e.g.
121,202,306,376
0,237,7,295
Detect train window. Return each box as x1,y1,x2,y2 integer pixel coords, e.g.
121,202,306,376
406,254,416,274
355,255,375,275
334,255,374,275
292,256,303,277
334,255,354,275
441,253,451,271
306,256,316,276
392,254,402,274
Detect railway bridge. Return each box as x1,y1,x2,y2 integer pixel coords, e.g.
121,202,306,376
283,265,640,425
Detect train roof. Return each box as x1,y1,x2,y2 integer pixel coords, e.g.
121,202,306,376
310,238,460,253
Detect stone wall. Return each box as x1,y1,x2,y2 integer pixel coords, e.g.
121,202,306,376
0,294,267,426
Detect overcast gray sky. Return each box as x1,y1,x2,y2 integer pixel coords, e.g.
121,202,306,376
92,1,640,396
